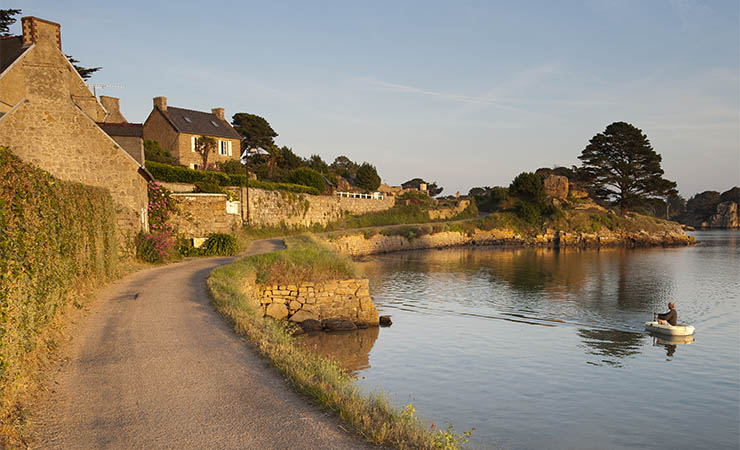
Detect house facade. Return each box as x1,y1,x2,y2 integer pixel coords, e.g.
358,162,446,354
142,97,241,169
0,16,150,239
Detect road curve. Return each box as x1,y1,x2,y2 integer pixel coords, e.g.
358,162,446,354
34,239,371,449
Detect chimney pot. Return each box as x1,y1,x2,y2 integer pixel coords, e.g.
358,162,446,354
153,96,167,112
211,108,225,121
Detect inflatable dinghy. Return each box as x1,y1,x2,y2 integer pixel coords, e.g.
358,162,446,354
645,321,695,336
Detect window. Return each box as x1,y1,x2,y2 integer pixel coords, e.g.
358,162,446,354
219,140,228,156
184,117,192,123
191,136,196,152
211,120,220,127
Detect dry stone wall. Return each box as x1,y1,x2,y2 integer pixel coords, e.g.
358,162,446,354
170,193,241,238
247,188,395,228
243,279,379,326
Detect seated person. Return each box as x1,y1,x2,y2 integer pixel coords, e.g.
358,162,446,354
656,301,677,326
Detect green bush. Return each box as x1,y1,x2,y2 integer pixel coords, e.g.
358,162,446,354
144,139,176,165
201,233,239,256
146,161,320,195
193,181,225,194
0,148,118,437
516,201,542,225
287,167,325,193
356,162,381,191
510,172,546,205
135,231,179,263
216,159,246,175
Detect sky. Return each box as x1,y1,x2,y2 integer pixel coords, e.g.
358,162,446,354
9,0,739,197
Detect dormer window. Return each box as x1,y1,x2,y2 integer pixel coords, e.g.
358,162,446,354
211,120,220,127
184,117,192,123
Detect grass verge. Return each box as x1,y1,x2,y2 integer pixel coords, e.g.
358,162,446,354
207,235,473,449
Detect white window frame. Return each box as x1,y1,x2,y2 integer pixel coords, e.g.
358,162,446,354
191,136,196,152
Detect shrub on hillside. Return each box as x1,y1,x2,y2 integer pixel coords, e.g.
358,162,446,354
287,167,325,193
509,172,546,205
356,162,381,191
144,139,176,165
201,233,239,256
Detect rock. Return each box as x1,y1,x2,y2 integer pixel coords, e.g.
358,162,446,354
321,318,357,331
543,174,569,199
379,315,393,327
709,201,739,229
298,319,323,332
289,300,302,311
265,303,288,320
290,309,318,322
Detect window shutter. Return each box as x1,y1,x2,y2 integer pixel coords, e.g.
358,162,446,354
228,141,232,156
191,136,196,152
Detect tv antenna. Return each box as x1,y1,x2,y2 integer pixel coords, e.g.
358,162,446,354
87,84,125,97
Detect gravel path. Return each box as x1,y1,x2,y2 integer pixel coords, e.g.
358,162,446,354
34,239,371,449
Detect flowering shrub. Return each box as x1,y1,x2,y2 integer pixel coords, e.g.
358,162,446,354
135,231,177,263
147,182,176,233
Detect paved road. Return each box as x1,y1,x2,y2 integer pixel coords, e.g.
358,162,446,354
34,240,370,449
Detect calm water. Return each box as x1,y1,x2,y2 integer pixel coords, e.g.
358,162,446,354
302,231,739,449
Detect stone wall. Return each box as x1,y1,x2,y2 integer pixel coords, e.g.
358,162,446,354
428,199,470,220
246,188,395,228
243,279,379,326
170,193,242,238
326,227,694,256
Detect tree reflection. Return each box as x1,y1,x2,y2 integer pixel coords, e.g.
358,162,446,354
578,328,646,367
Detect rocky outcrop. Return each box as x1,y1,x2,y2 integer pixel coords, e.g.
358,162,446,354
544,175,569,199
246,279,380,327
706,201,739,229
326,226,694,257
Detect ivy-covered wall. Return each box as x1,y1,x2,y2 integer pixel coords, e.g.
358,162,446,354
0,148,118,411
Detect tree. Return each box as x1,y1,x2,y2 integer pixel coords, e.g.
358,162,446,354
287,167,325,193
65,55,102,80
509,172,546,204
143,139,176,165
307,154,329,174
0,8,21,36
231,113,277,151
686,191,721,218
355,163,381,191
330,155,359,179
401,178,444,196
194,136,217,170
578,122,677,213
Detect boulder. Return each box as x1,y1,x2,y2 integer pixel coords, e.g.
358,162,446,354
298,319,323,332
265,303,289,320
379,315,393,327
321,318,357,331
290,309,318,322
543,174,569,200
709,201,739,229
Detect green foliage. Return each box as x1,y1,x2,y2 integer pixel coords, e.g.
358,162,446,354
578,121,677,213
231,113,278,151
65,54,101,80
450,199,479,220
509,172,546,205
193,181,225,194
0,8,21,36
287,167,325,194
0,148,118,433
306,154,329,173
329,155,359,179
516,201,541,224
143,139,176,165
340,204,429,229
215,159,245,175
355,163,381,191
194,135,217,169
135,231,178,263
201,233,239,256
147,182,176,233
146,161,320,195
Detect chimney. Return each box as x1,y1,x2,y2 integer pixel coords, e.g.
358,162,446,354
211,108,225,121
22,16,62,50
153,96,167,112
100,96,127,123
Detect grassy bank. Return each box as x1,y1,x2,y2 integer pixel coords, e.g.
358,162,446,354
207,235,472,449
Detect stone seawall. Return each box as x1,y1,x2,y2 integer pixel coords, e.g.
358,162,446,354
326,228,694,257
247,188,395,228
243,278,380,326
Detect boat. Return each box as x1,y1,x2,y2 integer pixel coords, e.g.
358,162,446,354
644,321,695,336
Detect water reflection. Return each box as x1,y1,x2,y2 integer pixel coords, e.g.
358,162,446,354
298,327,379,374
577,328,646,367
649,333,695,357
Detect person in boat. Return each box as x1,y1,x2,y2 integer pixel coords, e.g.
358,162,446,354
656,302,677,326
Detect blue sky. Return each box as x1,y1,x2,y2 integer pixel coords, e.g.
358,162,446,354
11,0,739,197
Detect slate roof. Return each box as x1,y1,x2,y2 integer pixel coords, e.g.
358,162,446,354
0,35,29,74
97,122,143,138
159,106,241,140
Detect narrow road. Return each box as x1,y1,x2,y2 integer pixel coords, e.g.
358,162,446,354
34,240,370,449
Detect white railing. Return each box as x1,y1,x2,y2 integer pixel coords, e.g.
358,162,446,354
335,191,384,200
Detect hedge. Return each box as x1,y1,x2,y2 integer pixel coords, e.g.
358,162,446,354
146,161,320,195
0,148,119,440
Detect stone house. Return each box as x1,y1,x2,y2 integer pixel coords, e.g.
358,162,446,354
0,16,150,239
142,97,241,169
98,122,145,165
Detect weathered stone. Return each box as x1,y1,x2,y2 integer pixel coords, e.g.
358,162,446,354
321,319,357,331
297,319,323,332
289,300,302,311
265,303,289,320
544,174,569,199
379,315,393,327
290,310,319,323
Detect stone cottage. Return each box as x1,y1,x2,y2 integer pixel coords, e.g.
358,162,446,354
0,16,150,239
142,97,241,169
